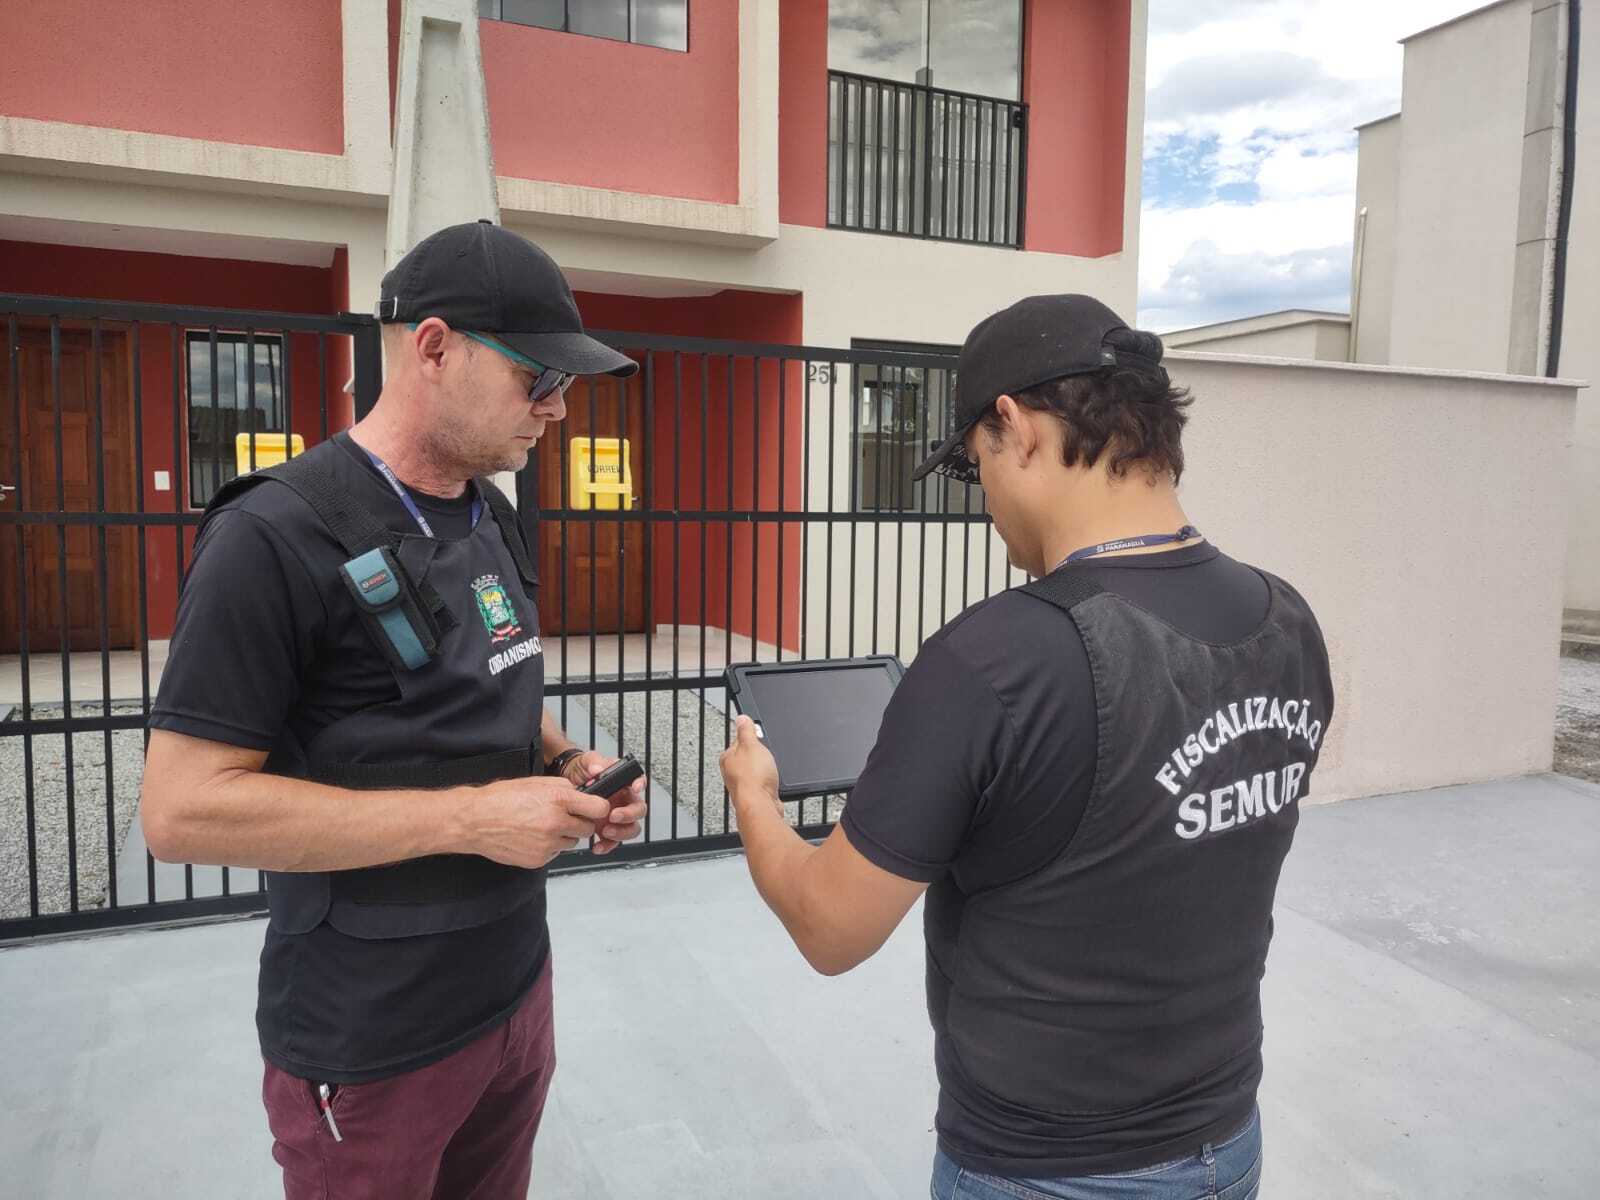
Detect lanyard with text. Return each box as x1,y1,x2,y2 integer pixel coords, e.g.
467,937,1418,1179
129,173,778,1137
362,449,482,539
1059,524,1201,569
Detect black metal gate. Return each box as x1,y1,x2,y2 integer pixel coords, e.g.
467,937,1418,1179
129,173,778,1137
1,295,1016,943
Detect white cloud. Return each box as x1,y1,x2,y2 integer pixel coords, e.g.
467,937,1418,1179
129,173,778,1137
1141,194,1359,330
1138,0,1479,330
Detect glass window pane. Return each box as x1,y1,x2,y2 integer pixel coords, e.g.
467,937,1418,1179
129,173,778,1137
828,0,927,85
929,0,1020,98
848,347,959,513
632,0,687,50
570,0,627,40
478,0,500,19
502,0,564,28
187,334,286,507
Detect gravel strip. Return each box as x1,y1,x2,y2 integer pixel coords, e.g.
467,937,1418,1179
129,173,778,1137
1556,655,1600,784
1,702,147,921
2,657,1588,923
588,684,847,837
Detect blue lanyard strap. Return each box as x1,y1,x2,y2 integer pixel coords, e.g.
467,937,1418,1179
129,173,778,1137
1062,524,1201,567
362,448,482,539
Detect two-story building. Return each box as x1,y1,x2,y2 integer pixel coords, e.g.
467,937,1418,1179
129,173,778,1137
0,0,1147,662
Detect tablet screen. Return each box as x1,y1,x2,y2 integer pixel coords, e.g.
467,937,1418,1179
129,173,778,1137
735,661,901,795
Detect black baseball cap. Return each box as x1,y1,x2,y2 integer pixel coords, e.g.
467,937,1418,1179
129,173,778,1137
912,294,1165,483
377,220,639,379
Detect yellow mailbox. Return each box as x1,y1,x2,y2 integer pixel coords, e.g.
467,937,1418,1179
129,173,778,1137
569,437,633,511
234,433,306,475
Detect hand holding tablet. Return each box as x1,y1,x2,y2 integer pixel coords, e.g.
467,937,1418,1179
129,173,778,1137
725,657,905,799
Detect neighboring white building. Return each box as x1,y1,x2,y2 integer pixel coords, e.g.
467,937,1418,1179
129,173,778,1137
1161,310,1351,362
1350,0,1596,612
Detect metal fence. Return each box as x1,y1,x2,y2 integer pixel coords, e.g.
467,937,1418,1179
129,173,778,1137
828,68,1028,248
0,295,1017,943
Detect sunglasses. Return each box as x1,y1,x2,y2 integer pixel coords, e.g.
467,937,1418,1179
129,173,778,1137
459,330,576,404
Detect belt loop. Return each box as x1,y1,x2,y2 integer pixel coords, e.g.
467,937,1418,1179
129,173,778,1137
1201,1140,1216,1167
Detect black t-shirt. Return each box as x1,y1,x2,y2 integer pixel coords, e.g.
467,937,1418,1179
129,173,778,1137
842,543,1267,890
152,435,478,752
840,542,1273,1166
151,434,547,1082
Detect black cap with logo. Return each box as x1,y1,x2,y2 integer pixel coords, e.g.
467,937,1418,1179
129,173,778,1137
912,294,1165,483
377,220,639,379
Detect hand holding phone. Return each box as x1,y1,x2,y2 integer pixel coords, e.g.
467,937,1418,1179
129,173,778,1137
577,753,644,802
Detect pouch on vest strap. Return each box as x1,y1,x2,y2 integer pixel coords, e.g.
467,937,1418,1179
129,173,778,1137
203,450,464,665
339,546,434,670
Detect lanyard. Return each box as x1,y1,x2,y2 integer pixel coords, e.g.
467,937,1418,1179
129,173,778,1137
1059,524,1201,569
362,448,482,539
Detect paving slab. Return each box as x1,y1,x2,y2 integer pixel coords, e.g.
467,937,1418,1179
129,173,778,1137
2,775,1597,1197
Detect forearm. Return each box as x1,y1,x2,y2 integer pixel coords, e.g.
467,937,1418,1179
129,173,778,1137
540,708,580,766
145,766,477,873
730,783,832,965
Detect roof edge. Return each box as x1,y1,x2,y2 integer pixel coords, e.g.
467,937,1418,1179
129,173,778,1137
1400,0,1524,45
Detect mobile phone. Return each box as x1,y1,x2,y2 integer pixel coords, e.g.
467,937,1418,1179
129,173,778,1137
577,753,644,800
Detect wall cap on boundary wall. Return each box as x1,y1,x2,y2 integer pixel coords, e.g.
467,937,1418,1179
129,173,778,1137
1166,348,1588,390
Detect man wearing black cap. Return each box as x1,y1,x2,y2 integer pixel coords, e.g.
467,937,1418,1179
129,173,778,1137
721,295,1333,1199
142,221,648,1197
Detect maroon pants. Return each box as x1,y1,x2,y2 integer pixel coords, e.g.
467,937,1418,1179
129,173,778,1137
263,959,556,1199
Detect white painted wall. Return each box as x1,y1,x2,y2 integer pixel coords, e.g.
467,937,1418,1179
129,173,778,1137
1561,41,1600,610
1387,0,1533,373
1163,319,1350,362
1352,116,1401,365
1160,355,1573,802
1359,1,1596,610
795,355,1578,805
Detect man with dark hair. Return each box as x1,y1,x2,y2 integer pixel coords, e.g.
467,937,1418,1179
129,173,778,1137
721,294,1333,1199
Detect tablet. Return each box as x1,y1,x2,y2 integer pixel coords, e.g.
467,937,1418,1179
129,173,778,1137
725,657,906,799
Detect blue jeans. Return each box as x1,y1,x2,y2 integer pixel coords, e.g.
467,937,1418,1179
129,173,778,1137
931,1108,1262,1200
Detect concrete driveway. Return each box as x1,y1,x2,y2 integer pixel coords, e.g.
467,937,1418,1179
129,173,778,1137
2,774,1597,1197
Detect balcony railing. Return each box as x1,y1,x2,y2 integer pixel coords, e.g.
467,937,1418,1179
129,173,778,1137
827,69,1028,249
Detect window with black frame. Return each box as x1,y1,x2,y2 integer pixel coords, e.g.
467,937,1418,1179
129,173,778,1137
479,0,687,52
828,0,1022,98
826,0,1026,245
850,342,976,516
186,332,286,509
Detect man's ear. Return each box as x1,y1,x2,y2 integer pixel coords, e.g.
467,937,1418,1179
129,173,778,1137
412,318,452,375
995,394,1038,463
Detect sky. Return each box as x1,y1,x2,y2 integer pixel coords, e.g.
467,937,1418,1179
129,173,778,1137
1139,0,1485,332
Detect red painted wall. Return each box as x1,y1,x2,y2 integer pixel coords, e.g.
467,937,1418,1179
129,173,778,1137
1,241,351,641
0,1,344,154
1022,0,1130,257
481,6,739,203
779,0,1131,256
571,290,804,652
779,0,830,227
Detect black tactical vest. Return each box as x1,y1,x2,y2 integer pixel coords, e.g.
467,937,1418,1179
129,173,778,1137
201,441,548,942
928,564,1334,1169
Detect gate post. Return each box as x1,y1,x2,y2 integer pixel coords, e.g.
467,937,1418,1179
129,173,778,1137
351,319,383,421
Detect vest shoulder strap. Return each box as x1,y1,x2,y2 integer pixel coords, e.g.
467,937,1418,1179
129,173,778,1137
1019,568,1106,614
475,476,539,590
202,446,395,559
201,447,458,645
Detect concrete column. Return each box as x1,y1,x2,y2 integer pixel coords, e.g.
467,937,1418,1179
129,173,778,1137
386,0,500,268
1508,0,1572,375
341,0,394,196
739,0,781,238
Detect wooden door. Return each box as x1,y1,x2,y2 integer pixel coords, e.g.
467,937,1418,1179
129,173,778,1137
535,374,647,635
0,326,139,654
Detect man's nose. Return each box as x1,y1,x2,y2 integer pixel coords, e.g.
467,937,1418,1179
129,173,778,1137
534,389,567,423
